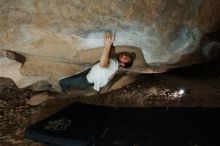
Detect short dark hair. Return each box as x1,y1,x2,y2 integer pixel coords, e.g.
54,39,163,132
116,52,135,68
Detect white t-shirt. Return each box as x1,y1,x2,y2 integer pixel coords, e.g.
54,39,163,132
86,59,118,91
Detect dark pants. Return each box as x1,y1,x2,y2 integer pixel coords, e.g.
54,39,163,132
59,68,93,91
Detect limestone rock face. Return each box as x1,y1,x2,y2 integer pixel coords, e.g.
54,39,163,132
0,51,47,88
0,0,220,89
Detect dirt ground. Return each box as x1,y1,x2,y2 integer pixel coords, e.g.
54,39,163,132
0,60,220,146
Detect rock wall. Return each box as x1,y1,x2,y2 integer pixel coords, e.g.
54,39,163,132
0,0,220,88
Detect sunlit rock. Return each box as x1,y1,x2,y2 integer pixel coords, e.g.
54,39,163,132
0,51,47,88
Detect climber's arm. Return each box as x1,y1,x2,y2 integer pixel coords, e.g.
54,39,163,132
99,32,114,68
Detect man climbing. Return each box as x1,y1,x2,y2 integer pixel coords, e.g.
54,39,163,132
59,30,135,92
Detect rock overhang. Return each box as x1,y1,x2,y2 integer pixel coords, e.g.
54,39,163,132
0,0,220,89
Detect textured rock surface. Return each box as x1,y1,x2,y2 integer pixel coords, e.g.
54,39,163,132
26,92,55,105
0,51,47,88
0,0,220,88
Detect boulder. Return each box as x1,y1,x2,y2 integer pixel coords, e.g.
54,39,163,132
26,92,55,105
0,0,219,90
0,51,47,88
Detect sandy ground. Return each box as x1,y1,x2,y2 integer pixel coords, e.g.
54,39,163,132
0,60,220,146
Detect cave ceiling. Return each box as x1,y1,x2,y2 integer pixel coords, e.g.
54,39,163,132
0,0,220,88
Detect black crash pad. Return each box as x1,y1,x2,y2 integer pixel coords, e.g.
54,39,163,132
170,107,220,146
95,107,173,146
25,102,115,146
25,102,220,146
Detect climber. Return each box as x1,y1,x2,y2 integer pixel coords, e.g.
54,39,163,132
59,30,135,92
